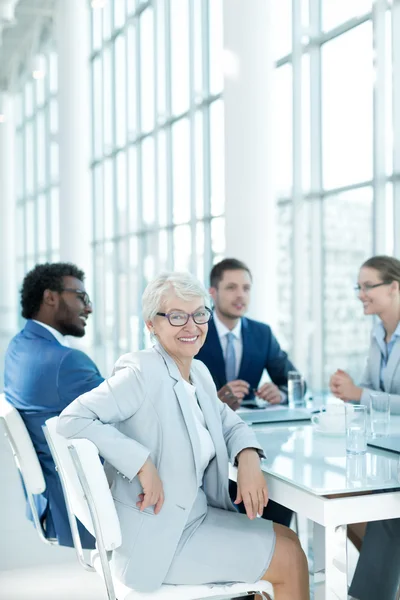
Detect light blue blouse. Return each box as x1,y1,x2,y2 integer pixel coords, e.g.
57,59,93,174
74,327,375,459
373,321,400,390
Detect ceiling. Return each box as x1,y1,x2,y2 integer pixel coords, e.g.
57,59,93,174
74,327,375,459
0,0,56,91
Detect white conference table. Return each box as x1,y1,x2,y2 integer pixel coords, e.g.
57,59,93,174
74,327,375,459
231,410,400,600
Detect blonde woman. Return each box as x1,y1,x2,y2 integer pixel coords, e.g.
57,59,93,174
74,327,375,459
330,255,400,600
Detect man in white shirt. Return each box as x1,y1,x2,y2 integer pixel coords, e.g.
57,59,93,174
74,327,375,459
196,258,303,530
196,258,301,410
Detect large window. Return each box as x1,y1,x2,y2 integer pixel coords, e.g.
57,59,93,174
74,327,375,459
275,0,396,390
15,48,59,287
321,21,373,190
90,0,224,371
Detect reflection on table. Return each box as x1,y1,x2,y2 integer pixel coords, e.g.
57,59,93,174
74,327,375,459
252,418,400,496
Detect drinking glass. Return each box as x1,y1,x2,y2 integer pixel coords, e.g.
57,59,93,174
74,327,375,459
346,453,367,488
369,392,390,438
370,454,391,482
345,405,367,454
288,371,305,408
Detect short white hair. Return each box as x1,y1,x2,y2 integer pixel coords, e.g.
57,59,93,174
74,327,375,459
142,272,210,322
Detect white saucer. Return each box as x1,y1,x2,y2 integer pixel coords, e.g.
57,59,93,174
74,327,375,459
313,426,344,437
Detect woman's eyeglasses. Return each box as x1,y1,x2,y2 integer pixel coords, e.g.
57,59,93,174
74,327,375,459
156,308,212,327
354,281,392,293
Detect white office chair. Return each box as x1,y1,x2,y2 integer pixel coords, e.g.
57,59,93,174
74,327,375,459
44,416,274,600
0,392,57,545
0,393,93,571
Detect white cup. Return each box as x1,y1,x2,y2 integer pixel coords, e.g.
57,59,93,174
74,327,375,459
311,405,345,434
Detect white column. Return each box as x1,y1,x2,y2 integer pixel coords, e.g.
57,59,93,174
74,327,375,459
309,0,324,391
56,0,93,352
291,0,307,375
0,92,18,380
372,0,388,254
223,0,278,329
392,0,400,258
56,0,92,281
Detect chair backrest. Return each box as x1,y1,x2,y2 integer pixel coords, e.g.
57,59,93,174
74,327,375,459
44,417,122,551
0,392,46,495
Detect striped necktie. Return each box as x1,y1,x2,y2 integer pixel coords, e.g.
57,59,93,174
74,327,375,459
225,332,236,382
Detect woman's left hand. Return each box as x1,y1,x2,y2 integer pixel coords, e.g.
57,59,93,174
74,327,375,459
235,449,268,520
330,369,362,402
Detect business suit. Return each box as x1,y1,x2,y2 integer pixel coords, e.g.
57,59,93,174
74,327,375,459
196,316,298,527
57,343,276,593
4,319,104,547
349,331,400,600
196,317,298,400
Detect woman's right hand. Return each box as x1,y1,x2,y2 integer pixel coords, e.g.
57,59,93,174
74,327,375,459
136,458,164,514
330,369,346,396
330,369,362,401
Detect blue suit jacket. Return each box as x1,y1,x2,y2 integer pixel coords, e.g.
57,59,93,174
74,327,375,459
4,319,104,548
196,317,300,400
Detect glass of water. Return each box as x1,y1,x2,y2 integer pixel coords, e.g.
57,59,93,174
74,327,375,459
346,453,367,488
369,392,390,438
345,405,367,454
288,371,305,408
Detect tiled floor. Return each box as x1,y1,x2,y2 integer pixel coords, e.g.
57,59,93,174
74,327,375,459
0,429,359,599
0,563,107,600
0,431,107,598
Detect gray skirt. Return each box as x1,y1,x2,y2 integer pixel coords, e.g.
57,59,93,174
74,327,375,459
164,494,276,585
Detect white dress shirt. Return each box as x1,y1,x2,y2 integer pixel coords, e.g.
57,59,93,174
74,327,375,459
212,312,286,403
32,320,70,348
212,311,242,379
182,379,216,481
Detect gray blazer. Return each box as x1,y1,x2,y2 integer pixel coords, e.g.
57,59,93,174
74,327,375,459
57,343,265,592
359,332,400,414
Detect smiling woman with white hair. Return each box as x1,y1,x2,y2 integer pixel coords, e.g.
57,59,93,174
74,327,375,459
57,271,309,599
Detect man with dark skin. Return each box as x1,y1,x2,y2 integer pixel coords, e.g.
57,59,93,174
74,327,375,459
4,262,104,547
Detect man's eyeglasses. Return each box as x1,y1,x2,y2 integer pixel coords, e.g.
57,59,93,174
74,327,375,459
62,288,92,307
354,281,392,293
156,308,212,327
